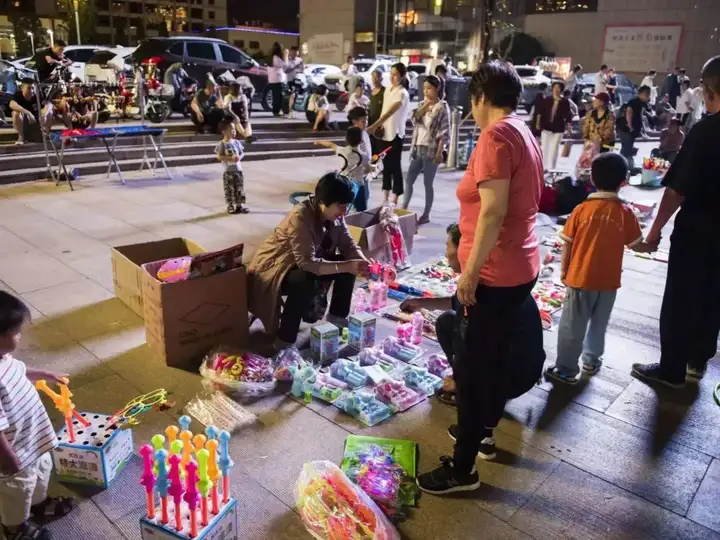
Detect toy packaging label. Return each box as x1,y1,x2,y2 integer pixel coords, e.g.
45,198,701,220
52,412,134,487
348,313,377,350
310,323,340,364
140,497,237,540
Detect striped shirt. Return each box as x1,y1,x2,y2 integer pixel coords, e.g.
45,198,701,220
0,355,57,476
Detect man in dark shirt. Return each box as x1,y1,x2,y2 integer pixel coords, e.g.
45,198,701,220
9,78,54,144
632,56,720,389
619,85,651,171
190,78,224,133
30,40,69,82
661,67,682,108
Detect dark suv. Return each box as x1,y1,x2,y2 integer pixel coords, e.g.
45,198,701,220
132,37,271,110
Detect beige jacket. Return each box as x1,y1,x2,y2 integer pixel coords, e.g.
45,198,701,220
247,199,363,334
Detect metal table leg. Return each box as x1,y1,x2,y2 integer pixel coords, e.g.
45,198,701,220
147,132,172,179
102,135,125,185
51,136,74,191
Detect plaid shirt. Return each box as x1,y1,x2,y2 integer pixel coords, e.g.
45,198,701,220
410,100,451,158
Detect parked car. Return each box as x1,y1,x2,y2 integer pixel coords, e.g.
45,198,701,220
407,62,461,99
85,47,136,84
304,63,341,87
515,65,552,112
24,45,113,83
132,37,271,110
575,73,637,106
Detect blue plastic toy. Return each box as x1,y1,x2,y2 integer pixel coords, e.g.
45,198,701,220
402,365,443,396
330,359,369,388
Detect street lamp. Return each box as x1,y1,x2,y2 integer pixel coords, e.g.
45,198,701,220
26,31,34,52
47,28,54,47
73,0,81,45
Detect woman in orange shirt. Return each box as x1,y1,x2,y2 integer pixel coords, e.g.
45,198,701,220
417,62,545,496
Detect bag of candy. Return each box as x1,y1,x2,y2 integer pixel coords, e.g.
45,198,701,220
296,460,400,540
273,347,306,382
199,347,276,397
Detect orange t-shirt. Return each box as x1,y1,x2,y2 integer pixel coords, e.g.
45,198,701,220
456,115,544,287
559,193,643,291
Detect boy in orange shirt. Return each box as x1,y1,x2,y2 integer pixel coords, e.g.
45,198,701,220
545,153,645,384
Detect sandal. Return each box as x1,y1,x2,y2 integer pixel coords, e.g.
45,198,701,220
31,496,74,520
436,389,457,407
2,521,51,540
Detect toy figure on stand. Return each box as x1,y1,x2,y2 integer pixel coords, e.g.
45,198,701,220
379,205,409,268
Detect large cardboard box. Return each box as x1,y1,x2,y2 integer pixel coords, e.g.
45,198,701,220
111,238,204,318
141,261,249,370
345,207,417,264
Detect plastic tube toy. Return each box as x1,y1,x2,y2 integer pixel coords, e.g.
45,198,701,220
205,439,220,515
167,454,184,532
196,449,212,526
139,445,156,520
184,461,200,538
155,449,170,525
218,431,233,503
165,425,179,446
192,434,207,453
180,430,193,470
151,434,165,474
35,380,91,443
179,415,192,432
205,425,218,441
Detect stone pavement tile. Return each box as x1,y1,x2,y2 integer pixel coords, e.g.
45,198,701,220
502,387,711,515
606,307,662,349
150,221,242,252
104,345,204,403
45,499,125,540
227,402,350,508
80,324,147,361
22,278,115,317
121,201,212,228
622,252,663,274
101,230,164,248
688,459,720,533
509,462,720,540
91,455,145,521
0,251,85,294
614,286,664,317
605,370,720,460
619,267,668,298
65,253,115,291
0,227,36,258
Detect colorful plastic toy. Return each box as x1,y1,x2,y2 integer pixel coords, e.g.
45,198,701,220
290,364,317,404
374,380,426,412
139,445,157,520
335,391,393,426
35,379,91,443
156,256,192,283
310,323,340,365
312,373,349,403
401,365,443,396
380,336,424,363
107,388,170,427
330,359,369,388
155,449,170,525
348,313,377,350
218,431,233,504
183,461,201,538
357,348,380,366
410,312,424,345
167,454,185,532
426,353,452,378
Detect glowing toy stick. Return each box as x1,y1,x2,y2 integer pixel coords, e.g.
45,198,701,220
218,431,233,504
139,445,156,520
196,449,212,526
184,461,201,538
167,454,184,532
205,439,220,515
155,449,170,525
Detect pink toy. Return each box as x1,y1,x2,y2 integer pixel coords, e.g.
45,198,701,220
352,288,368,313
396,323,412,342
139,444,156,520
156,256,192,283
379,205,408,267
370,283,384,311
167,454,185,532
427,353,452,378
184,461,201,538
374,380,425,412
410,312,423,345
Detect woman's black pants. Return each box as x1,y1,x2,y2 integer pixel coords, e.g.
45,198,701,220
269,83,288,116
382,136,404,196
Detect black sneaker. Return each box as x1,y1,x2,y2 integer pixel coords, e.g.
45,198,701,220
448,424,497,461
416,456,480,495
2,521,51,540
632,362,685,389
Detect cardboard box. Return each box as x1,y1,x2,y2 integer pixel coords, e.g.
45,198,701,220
310,322,340,365
111,238,205,318
348,313,377,350
141,261,249,371
345,207,417,264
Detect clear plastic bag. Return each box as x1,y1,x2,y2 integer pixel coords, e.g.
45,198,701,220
274,347,306,382
199,347,276,397
296,460,400,540
184,389,256,432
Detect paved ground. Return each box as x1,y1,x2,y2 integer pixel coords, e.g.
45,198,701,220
0,140,719,540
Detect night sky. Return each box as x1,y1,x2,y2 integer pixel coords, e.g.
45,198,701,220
228,0,300,31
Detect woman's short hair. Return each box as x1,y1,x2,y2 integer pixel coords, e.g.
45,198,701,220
552,81,566,92
468,61,522,109
424,75,441,90
315,173,355,206
271,42,283,58
347,106,367,122
392,62,407,77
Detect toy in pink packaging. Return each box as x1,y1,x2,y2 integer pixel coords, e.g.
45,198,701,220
351,288,369,314
369,283,385,311
274,347,306,382
379,205,409,268
426,353,452,378
380,336,423,363
396,323,412,342
374,380,426,412
410,312,423,345
156,256,192,283
200,348,276,396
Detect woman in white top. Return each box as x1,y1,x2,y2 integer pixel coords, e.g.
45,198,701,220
640,70,658,106
676,80,693,125
286,46,304,116
403,75,450,224
268,42,289,117
223,81,252,139
368,62,410,203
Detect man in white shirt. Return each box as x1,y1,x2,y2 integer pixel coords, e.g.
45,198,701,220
367,62,410,203
676,80,694,126
594,64,609,94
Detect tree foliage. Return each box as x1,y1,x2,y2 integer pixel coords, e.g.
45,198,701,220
57,0,98,45
10,14,47,57
497,32,545,65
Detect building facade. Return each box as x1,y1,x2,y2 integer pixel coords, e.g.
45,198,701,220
0,0,63,58
217,25,298,57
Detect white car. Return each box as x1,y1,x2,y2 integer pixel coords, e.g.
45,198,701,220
407,62,462,98
85,47,136,84
304,64,341,87
325,57,395,91
515,65,552,112
24,45,113,82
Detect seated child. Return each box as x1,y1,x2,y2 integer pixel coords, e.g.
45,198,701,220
347,83,369,112
222,82,253,141
546,153,645,384
314,126,372,211
306,85,330,131
0,291,74,540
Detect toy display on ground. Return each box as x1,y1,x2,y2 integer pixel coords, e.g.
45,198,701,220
138,417,238,540
340,436,419,521
310,323,341,365
200,348,276,397
297,460,400,540
184,390,256,433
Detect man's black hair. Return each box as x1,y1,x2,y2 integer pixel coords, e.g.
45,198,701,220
591,153,628,192
0,291,30,335
600,64,608,70
552,80,565,92
468,61,522,109
54,39,67,48
290,45,299,52
315,172,355,206
648,69,657,76
701,55,720,95
435,64,448,76
315,84,328,95
446,223,461,247
346,126,363,147
347,106,367,122
573,64,583,73
538,82,549,91
638,85,652,94
679,68,686,74
563,89,571,98
20,77,34,85
218,118,232,132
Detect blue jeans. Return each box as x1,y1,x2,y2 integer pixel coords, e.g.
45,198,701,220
403,146,439,218
556,287,617,376
619,132,638,170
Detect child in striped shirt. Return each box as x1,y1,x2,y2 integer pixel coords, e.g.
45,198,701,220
0,291,74,540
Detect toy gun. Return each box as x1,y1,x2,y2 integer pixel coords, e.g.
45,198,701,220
35,379,90,443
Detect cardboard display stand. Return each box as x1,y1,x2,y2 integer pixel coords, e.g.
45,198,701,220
111,238,205,318
345,207,417,264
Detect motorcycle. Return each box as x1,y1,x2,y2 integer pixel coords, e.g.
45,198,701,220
141,58,173,123
291,72,313,112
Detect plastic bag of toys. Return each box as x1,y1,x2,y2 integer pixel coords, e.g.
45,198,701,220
273,347,307,382
296,460,400,540
199,348,276,397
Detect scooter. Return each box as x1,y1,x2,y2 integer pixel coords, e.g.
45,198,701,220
171,76,197,118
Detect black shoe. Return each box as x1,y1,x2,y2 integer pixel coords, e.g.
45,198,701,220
631,362,685,389
227,205,235,214
2,521,52,540
686,365,706,382
448,424,497,461
416,456,480,495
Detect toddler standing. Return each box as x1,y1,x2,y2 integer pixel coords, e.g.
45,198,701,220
546,153,645,384
0,291,74,540
215,119,248,214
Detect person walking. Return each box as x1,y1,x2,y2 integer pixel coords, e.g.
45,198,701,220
367,69,385,155
565,64,583,101
632,56,720,388
368,62,411,204
268,42,289,117
538,81,573,171
641,70,658,106
618,85,651,172
594,64,609,94
416,61,544,495
661,67,682,108
402,75,451,224
582,91,615,152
